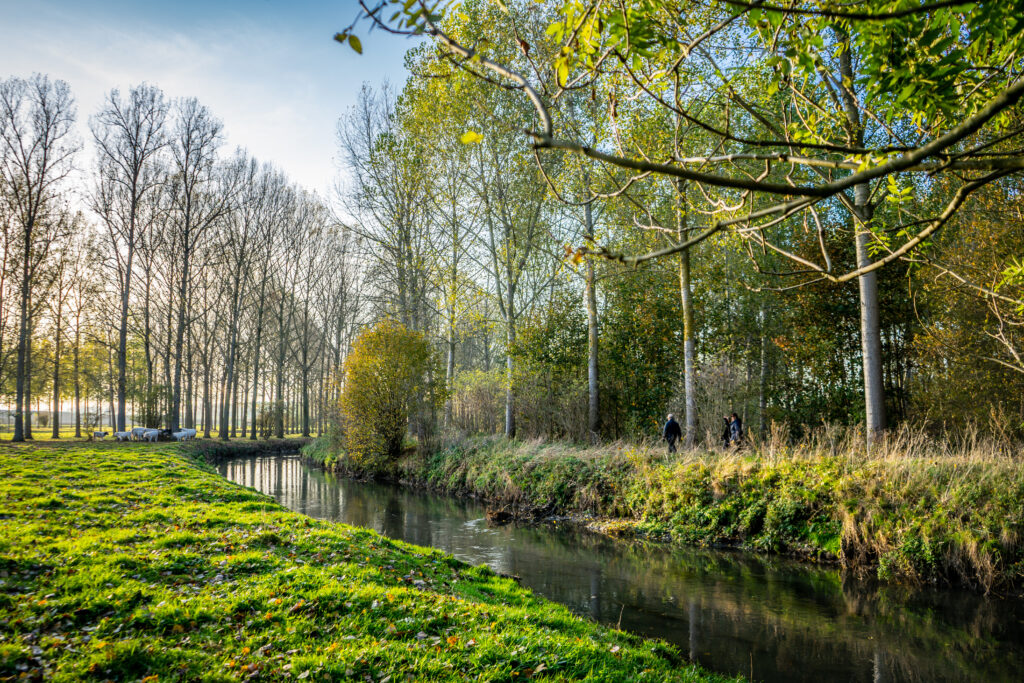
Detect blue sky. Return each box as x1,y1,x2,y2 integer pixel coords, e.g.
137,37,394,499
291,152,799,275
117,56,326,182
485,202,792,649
0,0,419,195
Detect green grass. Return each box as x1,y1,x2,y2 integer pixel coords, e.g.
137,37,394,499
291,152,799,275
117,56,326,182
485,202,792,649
0,430,314,441
0,442,734,682
309,429,1024,592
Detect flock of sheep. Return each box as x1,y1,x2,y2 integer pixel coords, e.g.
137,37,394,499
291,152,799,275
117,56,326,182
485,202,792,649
93,427,198,442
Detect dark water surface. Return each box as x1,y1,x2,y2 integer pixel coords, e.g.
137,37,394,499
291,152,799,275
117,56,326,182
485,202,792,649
218,455,1024,683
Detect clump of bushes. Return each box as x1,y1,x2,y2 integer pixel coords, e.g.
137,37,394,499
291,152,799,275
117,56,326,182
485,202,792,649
339,321,443,470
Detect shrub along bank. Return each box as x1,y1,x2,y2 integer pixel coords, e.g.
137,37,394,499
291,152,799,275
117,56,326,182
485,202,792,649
0,442,734,682
305,434,1024,593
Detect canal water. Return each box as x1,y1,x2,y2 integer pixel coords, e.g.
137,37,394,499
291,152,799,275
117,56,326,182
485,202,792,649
218,454,1024,683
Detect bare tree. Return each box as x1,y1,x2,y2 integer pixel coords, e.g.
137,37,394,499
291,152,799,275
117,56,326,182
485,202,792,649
0,74,78,442
337,84,431,329
67,230,101,437
134,179,167,426
165,97,227,431
246,171,289,439
90,83,169,431
269,190,311,437
45,219,82,437
291,205,331,437
216,155,275,439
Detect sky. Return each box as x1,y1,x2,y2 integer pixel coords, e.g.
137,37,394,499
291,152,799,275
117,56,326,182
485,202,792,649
0,0,420,196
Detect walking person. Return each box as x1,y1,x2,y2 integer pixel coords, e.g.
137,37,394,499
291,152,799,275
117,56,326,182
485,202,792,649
721,416,731,449
729,412,744,447
663,413,683,454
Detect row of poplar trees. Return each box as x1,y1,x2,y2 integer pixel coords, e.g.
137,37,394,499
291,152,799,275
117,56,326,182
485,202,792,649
0,75,360,441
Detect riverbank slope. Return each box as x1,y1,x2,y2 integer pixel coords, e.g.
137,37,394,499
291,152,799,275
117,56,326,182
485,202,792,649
304,433,1024,593
0,442,733,682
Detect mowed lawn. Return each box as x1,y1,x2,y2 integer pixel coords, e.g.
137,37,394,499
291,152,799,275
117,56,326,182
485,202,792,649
0,442,736,682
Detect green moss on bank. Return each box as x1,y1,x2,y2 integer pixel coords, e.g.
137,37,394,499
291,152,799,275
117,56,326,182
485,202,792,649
0,442,733,682
309,436,1024,592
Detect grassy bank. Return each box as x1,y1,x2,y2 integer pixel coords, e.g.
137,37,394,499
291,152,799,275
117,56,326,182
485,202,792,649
306,429,1024,593
0,442,732,682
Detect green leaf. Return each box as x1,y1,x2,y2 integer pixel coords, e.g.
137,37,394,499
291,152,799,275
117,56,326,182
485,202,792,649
557,60,569,87
348,35,363,54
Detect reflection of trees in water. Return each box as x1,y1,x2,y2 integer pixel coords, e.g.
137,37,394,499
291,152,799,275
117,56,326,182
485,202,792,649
499,524,1024,681
220,457,1024,683
381,495,404,539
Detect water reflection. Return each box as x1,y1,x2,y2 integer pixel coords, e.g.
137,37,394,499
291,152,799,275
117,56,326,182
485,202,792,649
218,455,1024,683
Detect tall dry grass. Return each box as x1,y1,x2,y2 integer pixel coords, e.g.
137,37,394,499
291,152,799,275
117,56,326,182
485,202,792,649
421,422,1023,592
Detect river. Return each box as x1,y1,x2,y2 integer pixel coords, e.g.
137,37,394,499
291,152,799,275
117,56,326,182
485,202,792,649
217,454,1024,683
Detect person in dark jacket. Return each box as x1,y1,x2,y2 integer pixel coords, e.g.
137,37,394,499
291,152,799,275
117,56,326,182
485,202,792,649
663,414,683,453
721,416,731,449
729,412,744,446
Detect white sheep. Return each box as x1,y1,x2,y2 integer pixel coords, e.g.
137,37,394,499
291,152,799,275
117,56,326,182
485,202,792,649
131,427,148,441
143,429,160,442
114,431,132,441
171,431,187,441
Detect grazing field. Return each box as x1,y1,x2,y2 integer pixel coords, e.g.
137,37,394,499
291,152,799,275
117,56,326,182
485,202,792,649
0,442,733,682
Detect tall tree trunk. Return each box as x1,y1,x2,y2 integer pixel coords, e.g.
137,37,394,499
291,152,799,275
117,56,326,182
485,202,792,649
185,333,195,429
759,304,769,438
677,181,697,447
12,266,29,442
444,324,455,429
250,280,267,440
250,357,261,441
275,317,286,439
25,312,33,440
116,246,133,432
107,341,115,432
316,364,324,437
856,187,886,442
240,380,249,438
170,251,191,432
231,367,239,438
202,360,212,438
73,321,81,438
504,317,516,438
218,364,230,439
163,295,173,426
143,278,154,426
301,364,310,437
584,198,600,440
51,315,62,438
838,36,886,443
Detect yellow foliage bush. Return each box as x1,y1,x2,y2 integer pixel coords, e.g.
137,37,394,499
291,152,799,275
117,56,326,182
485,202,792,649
340,321,441,468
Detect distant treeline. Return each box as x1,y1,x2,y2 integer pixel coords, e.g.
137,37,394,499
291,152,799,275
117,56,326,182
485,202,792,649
0,76,357,440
